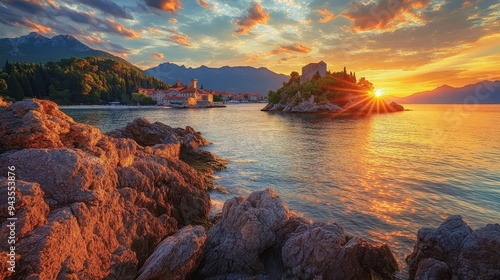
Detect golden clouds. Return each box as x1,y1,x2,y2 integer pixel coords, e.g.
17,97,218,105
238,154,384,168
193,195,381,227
144,0,181,13
170,34,190,46
316,9,335,23
199,0,212,9
342,0,431,31
152,52,165,59
104,19,140,39
271,43,312,54
83,35,103,44
235,3,270,34
21,19,53,34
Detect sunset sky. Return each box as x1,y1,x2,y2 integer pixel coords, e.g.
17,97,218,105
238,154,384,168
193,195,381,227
0,0,499,96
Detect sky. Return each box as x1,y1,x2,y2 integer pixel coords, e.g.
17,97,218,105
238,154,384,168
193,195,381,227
0,0,499,96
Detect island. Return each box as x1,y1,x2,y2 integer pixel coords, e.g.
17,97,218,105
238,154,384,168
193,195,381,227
262,61,404,114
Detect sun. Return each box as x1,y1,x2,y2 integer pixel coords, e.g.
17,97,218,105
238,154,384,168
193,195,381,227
374,89,384,97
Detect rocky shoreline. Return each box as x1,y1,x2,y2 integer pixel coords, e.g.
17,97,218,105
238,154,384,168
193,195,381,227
261,98,405,114
0,99,498,279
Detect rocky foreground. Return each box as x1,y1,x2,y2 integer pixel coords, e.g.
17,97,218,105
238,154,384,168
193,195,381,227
0,99,498,280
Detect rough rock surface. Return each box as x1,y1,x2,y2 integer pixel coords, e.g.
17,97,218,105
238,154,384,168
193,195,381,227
199,188,290,277
414,258,451,280
407,215,500,280
0,99,214,279
108,117,227,191
197,188,398,279
261,101,342,113
282,222,398,279
136,225,207,280
289,101,342,113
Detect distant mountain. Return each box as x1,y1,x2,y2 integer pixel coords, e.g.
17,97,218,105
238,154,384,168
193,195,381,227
145,62,289,94
387,81,500,104
0,32,140,72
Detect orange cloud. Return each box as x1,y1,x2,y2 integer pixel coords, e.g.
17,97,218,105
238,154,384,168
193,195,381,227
21,19,53,34
151,27,160,34
144,0,181,13
170,34,190,47
45,0,59,8
343,0,431,31
462,1,473,8
316,9,335,23
104,19,140,39
83,35,103,44
169,18,178,24
235,2,270,34
271,43,312,54
152,53,165,59
199,0,212,9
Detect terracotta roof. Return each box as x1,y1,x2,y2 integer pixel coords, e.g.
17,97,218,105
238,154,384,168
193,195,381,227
180,88,197,94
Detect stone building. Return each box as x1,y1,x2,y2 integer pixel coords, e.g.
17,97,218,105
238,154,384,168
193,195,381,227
301,61,327,83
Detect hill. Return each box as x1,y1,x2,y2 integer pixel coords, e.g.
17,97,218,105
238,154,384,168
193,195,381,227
0,32,141,72
387,81,500,104
0,57,167,104
145,62,289,94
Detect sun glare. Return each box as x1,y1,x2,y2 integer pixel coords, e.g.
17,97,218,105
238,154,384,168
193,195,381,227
375,89,384,97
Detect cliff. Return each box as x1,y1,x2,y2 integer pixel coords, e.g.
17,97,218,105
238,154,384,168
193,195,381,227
0,99,221,279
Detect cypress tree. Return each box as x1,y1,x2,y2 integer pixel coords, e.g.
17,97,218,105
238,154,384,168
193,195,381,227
7,74,25,100
3,60,12,74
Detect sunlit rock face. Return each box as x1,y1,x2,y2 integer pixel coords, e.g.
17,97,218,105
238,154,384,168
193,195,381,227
406,215,500,280
0,99,212,279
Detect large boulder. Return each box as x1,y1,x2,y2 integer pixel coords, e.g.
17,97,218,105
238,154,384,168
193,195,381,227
407,215,500,279
197,188,398,279
0,99,214,279
136,225,207,280
199,188,290,277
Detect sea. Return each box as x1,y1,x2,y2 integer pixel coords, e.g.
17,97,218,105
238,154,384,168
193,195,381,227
62,103,500,278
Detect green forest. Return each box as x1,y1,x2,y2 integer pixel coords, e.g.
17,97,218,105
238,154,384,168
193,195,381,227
0,57,168,105
268,67,375,107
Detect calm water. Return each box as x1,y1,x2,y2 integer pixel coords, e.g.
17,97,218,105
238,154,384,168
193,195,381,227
62,104,500,277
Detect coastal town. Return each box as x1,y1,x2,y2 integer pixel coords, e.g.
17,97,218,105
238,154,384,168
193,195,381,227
138,78,266,108
136,61,326,109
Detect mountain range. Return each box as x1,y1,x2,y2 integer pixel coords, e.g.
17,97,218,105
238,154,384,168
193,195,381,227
0,32,140,71
387,81,500,104
144,63,289,94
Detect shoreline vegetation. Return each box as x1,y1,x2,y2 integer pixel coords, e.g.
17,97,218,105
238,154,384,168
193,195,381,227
0,99,498,279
